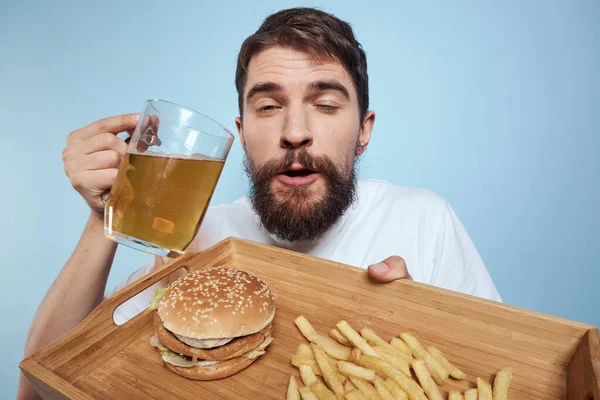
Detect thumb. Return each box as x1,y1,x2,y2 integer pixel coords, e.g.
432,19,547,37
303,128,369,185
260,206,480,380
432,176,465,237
367,256,413,283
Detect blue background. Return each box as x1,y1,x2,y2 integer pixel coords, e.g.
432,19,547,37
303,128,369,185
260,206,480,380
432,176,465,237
2,1,598,396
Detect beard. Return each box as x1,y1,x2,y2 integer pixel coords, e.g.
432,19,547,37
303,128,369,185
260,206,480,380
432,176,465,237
244,148,358,242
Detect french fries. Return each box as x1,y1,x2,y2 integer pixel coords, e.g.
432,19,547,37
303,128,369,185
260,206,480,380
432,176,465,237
373,377,395,400
287,376,301,400
448,390,464,400
390,337,413,358
477,377,493,400
300,364,337,400
294,316,321,341
426,346,467,380
343,380,357,393
312,344,345,400
336,321,379,357
348,377,380,400
310,380,337,400
322,334,359,362
384,378,408,400
290,316,514,400
373,346,411,377
300,365,319,387
412,359,443,400
326,353,342,368
343,389,368,400
361,328,414,365
294,341,346,382
299,386,319,400
337,361,376,382
331,328,352,346
292,357,323,377
493,368,513,400
296,343,315,359
399,333,449,385
357,355,427,400
296,317,361,362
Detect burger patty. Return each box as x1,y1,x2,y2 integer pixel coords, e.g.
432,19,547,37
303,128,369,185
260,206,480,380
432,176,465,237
153,312,272,361
162,351,259,381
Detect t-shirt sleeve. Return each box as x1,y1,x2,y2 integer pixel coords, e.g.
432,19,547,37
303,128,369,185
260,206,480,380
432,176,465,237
429,201,502,302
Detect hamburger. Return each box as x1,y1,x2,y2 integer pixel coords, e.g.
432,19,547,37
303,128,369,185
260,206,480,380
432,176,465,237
148,266,275,380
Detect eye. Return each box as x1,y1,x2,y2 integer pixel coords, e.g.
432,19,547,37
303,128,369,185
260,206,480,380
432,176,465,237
315,104,339,113
256,104,281,115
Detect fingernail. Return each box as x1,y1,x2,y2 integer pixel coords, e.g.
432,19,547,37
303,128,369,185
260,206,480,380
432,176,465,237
368,262,388,274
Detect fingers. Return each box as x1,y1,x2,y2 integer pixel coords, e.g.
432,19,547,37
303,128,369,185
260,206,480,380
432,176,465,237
83,150,124,171
67,166,121,213
69,168,119,196
63,132,129,176
63,113,138,214
81,132,129,155
68,113,140,144
367,256,412,283
64,148,124,176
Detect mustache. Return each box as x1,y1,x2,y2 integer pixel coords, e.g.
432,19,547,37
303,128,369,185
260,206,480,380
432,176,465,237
252,149,335,179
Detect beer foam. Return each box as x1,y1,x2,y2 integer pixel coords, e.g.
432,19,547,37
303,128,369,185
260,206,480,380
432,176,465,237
128,149,222,162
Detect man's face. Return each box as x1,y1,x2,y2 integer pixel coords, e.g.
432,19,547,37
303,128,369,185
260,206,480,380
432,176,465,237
236,46,375,241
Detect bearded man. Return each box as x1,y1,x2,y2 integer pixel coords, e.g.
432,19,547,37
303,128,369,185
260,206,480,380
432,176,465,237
18,7,500,399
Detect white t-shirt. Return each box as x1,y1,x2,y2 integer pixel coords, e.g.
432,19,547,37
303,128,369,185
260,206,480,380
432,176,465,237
108,179,501,324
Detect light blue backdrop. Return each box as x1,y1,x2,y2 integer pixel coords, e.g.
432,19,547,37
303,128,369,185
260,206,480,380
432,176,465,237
2,0,598,396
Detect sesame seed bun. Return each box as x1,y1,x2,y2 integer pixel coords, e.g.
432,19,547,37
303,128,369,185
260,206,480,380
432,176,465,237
157,267,276,340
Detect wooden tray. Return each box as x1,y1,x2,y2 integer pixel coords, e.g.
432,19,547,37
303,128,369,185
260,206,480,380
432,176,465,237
20,237,599,399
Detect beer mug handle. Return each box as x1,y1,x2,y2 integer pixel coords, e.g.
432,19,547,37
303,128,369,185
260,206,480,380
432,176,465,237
101,190,110,205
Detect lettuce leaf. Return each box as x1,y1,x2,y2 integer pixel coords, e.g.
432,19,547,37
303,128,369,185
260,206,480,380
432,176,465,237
148,287,167,310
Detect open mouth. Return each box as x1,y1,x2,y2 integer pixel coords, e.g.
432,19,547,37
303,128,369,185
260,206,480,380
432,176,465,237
277,166,319,186
283,169,315,177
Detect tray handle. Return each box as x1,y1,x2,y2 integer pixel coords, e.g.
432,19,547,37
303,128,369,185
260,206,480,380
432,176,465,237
20,253,198,400
59,252,198,337
568,328,600,400
101,252,197,324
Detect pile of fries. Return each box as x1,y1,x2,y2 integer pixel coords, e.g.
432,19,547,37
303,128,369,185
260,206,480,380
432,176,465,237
286,316,513,400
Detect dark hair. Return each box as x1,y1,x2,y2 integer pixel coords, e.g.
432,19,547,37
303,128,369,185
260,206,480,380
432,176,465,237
235,7,369,120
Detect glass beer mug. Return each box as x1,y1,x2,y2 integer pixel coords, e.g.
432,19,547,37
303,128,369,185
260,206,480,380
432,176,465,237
104,99,234,257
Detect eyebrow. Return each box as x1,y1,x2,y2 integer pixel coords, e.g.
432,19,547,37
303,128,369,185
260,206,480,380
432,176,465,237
245,82,283,103
245,79,351,104
308,80,350,100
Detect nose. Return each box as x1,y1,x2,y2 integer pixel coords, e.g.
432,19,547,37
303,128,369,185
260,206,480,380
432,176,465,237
280,108,313,149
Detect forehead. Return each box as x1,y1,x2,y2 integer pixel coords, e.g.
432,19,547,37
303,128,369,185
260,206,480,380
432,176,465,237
245,46,355,94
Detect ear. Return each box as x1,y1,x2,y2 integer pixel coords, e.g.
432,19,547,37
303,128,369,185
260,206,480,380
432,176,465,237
235,116,245,149
357,110,375,156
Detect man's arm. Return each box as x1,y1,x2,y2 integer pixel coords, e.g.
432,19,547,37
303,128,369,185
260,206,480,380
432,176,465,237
18,113,140,400
17,212,117,400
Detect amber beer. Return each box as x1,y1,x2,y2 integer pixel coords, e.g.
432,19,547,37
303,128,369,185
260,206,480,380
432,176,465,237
105,152,224,254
